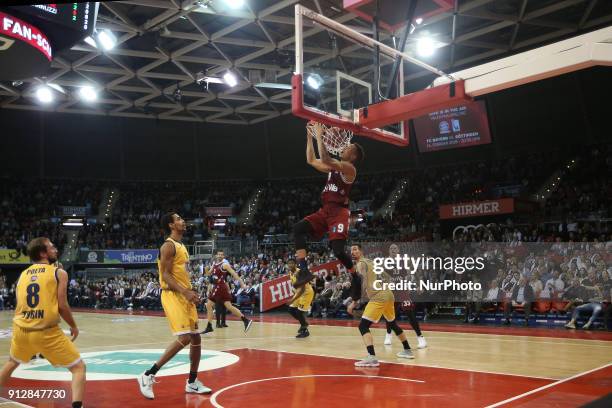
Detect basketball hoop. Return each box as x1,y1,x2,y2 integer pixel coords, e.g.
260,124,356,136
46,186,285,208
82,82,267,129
306,121,353,156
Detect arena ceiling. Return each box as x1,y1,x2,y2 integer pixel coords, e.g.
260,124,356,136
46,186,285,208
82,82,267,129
0,0,611,125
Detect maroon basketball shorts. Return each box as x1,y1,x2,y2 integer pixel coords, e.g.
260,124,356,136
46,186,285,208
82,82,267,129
209,283,232,303
304,204,350,241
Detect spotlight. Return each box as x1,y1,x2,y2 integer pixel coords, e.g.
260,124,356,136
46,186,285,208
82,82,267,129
224,0,245,9
223,71,238,87
197,0,213,8
417,37,435,57
415,17,423,25
306,73,323,90
79,86,97,102
84,36,97,48
36,86,53,103
97,29,117,51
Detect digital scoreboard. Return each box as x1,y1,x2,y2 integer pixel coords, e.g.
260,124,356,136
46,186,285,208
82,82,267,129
0,3,98,80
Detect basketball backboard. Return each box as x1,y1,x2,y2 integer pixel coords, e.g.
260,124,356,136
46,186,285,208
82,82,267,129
292,5,470,147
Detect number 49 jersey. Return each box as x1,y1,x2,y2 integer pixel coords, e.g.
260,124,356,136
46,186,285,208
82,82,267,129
13,263,60,330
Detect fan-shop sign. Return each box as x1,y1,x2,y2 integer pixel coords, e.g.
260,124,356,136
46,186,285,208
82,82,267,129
1,12,52,60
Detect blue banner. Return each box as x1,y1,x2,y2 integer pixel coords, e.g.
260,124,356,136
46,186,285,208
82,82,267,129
104,250,158,264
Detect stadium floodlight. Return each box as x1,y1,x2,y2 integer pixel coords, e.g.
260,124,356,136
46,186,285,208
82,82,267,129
416,37,435,57
97,29,117,51
306,73,323,90
84,36,97,48
415,17,423,25
223,71,238,87
225,0,245,9
36,86,53,103
79,86,98,102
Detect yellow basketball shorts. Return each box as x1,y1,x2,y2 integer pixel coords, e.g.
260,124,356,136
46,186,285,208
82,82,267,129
161,290,199,335
289,286,314,312
362,300,396,323
10,325,81,368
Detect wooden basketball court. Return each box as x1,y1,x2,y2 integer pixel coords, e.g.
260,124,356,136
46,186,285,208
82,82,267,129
1,309,610,407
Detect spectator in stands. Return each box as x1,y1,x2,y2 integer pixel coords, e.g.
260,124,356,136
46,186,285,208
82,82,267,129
503,277,534,326
545,270,565,293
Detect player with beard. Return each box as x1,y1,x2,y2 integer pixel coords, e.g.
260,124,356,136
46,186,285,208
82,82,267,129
201,250,252,334
1,238,86,408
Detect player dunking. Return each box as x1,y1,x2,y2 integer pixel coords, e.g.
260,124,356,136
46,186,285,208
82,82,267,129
0,238,86,408
293,122,365,287
383,244,427,348
348,244,414,367
287,258,314,338
202,250,252,334
138,212,210,399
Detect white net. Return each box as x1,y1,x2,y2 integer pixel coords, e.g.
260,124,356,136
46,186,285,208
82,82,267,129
306,121,353,156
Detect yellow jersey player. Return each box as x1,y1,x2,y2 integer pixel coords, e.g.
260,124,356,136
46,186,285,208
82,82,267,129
137,212,210,399
348,244,414,367
287,258,314,338
0,238,86,408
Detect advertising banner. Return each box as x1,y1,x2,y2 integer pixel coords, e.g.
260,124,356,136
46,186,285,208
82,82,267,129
439,198,515,219
206,207,233,217
104,250,158,264
60,206,88,216
259,260,346,312
259,275,293,312
78,250,105,264
0,249,30,264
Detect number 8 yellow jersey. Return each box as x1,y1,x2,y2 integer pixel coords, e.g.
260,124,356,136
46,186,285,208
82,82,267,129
13,263,61,330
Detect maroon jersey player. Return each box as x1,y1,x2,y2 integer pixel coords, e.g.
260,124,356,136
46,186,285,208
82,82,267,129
202,250,252,334
293,122,365,288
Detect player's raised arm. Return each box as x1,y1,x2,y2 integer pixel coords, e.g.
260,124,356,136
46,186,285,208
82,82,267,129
56,268,79,341
314,122,356,181
306,122,332,173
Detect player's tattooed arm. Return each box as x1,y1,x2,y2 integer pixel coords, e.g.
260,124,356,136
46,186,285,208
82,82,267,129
160,242,199,303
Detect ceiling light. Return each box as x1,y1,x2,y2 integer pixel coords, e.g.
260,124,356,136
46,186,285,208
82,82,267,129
224,0,245,9
223,71,238,87
48,83,65,94
416,37,435,57
79,86,97,102
84,36,97,48
97,29,117,51
254,82,292,90
306,73,323,90
36,86,53,103
415,17,423,25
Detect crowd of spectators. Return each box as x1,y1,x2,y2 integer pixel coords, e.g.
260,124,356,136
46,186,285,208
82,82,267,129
0,179,102,254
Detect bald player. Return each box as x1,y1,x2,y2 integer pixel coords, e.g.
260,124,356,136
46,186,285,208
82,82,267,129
348,244,414,367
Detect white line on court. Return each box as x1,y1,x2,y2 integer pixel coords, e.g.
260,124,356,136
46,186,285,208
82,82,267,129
484,362,612,407
209,374,425,408
247,346,559,381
